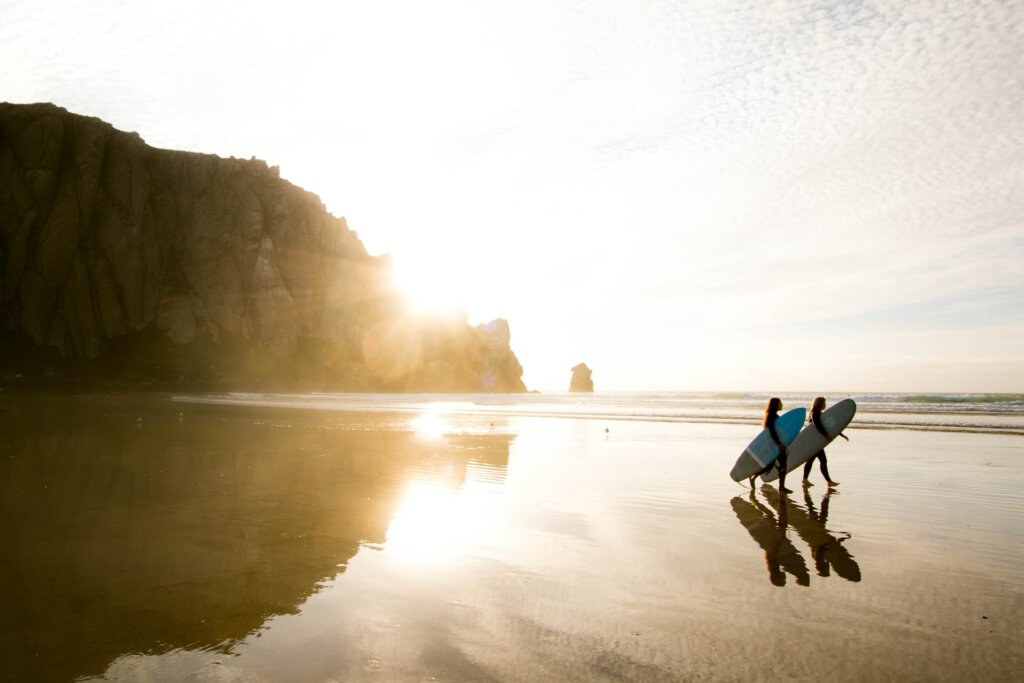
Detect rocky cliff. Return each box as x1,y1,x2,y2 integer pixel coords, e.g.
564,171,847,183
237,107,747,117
0,103,526,391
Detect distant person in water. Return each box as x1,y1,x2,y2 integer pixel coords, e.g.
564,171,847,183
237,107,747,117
749,397,791,493
802,396,848,488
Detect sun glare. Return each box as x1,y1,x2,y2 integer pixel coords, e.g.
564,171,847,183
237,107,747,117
394,260,467,318
411,410,449,438
385,480,496,565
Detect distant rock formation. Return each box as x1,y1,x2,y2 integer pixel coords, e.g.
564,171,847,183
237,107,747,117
569,363,593,392
0,103,526,391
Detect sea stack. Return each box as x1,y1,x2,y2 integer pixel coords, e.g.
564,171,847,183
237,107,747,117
569,363,594,392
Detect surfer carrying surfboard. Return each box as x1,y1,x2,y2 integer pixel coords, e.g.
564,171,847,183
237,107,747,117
802,396,848,488
750,397,792,493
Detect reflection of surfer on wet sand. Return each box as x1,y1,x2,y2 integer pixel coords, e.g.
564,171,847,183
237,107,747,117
730,490,809,587
762,487,861,582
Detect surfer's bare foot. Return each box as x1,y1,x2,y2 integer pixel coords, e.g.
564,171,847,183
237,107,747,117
802,479,813,487
780,486,793,494
827,481,840,487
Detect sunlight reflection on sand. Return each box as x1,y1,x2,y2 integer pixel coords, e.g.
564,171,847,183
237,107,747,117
4,394,1021,682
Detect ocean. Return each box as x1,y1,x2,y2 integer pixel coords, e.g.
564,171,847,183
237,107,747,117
176,391,1024,435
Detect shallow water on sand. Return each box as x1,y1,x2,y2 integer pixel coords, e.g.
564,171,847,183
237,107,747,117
1,393,1022,681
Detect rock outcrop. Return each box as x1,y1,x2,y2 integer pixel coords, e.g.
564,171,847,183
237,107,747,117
569,363,593,392
0,103,526,391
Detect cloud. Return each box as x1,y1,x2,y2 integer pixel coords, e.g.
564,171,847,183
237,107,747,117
2,0,1022,390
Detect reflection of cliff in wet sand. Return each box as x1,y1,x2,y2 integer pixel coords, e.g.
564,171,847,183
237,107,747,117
762,488,861,582
0,394,512,682
730,492,809,587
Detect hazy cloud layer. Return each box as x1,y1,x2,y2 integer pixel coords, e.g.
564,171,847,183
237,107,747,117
2,0,1022,390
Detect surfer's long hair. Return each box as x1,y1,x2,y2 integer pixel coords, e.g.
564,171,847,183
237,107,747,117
763,397,783,427
810,396,826,420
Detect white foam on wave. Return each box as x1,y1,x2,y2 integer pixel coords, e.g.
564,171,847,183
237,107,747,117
171,392,1024,435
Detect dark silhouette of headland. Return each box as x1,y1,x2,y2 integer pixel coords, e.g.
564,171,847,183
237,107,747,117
0,103,526,392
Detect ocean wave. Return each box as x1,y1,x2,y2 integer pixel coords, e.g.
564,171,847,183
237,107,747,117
171,391,1024,435
902,394,1024,405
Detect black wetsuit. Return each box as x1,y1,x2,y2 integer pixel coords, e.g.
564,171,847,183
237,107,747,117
765,413,788,476
803,411,833,480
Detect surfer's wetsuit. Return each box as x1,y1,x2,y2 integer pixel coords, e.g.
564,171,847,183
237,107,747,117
764,413,788,476
803,411,833,481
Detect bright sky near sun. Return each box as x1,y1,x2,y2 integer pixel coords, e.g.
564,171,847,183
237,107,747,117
2,0,1022,392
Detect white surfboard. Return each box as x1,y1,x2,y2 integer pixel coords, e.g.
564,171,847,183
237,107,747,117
730,408,806,481
762,399,856,482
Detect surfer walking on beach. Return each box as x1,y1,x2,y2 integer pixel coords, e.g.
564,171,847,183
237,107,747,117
802,396,848,488
750,397,791,493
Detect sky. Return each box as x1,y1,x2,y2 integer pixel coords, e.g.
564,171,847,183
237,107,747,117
2,0,1022,392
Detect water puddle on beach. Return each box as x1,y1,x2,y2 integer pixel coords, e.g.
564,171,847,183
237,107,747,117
1,393,1022,681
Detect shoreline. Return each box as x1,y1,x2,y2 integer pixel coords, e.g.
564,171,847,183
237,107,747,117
4,387,1023,436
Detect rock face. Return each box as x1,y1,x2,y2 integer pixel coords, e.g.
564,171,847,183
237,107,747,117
569,363,593,392
0,103,526,391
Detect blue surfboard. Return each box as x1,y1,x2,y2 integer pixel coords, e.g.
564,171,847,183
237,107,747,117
730,408,806,481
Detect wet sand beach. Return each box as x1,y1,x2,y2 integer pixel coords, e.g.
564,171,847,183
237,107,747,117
1,392,1022,681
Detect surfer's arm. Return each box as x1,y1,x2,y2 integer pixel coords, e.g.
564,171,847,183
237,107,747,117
767,421,787,454
811,412,829,438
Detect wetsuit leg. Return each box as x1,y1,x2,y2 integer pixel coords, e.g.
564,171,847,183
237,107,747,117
776,446,790,491
803,454,817,480
818,450,832,481
775,446,788,475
